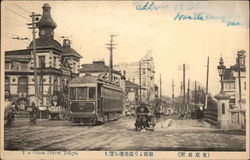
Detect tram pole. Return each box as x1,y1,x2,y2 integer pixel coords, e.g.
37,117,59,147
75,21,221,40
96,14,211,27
139,60,142,104
27,12,41,107
105,35,117,82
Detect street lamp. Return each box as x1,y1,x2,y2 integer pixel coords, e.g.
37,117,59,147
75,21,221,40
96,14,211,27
217,57,226,92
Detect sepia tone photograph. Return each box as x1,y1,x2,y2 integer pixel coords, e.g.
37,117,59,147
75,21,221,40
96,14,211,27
1,1,249,160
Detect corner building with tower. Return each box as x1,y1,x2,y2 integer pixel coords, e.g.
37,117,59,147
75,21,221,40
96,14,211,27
5,3,82,115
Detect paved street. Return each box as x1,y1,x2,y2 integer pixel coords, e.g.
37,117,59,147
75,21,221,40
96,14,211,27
4,117,245,151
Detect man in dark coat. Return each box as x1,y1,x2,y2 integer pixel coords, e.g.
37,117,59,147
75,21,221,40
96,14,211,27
29,102,38,125
5,107,15,127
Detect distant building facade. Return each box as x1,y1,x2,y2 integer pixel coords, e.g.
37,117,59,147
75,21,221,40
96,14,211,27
114,53,156,103
79,60,122,85
5,4,82,110
123,80,140,115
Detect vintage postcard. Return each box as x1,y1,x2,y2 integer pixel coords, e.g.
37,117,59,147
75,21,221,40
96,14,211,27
1,1,249,160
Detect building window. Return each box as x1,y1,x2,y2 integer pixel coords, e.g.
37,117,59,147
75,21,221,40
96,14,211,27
229,99,236,104
5,77,10,91
5,62,10,70
244,82,246,91
18,77,28,95
222,103,225,115
5,77,10,100
54,56,56,68
38,56,45,68
20,62,28,71
230,83,235,90
72,62,76,72
11,62,20,71
142,78,146,86
53,77,58,92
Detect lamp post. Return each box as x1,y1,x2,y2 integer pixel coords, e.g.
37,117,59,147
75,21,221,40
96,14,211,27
217,57,226,92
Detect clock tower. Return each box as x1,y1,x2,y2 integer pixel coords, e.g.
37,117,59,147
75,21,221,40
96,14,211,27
36,3,57,39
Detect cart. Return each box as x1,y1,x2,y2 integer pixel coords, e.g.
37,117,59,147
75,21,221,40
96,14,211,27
135,113,156,131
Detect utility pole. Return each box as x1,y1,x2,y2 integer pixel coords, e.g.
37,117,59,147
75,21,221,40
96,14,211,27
27,12,41,106
195,80,197,109
160,74,162,101
237,51,243,109
139,60,142,103
172,79,175,100
180,82,183,96
204,56,209,110
183,64,186,111
187,79,190,111
105,35,117,82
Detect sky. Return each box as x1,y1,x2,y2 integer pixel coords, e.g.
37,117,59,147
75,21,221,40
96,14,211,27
1,1,249,97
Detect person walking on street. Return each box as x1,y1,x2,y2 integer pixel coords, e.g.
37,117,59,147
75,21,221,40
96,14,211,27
10,102,17,121
5,106,15,127
29,102,38,125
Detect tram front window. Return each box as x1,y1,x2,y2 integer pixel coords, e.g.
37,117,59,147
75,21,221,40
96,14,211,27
70,87,76,100
89,87,96,100
77,87,87,100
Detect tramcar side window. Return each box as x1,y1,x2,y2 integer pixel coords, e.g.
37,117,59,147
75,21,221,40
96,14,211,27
89,87,96,100
77,87,87,100
70,87,77,100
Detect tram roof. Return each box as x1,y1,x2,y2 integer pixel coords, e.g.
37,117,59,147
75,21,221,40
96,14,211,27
69,74,100,84
69,74,121,88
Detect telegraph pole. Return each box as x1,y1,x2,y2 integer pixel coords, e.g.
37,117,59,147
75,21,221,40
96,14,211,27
172,79,175,100
237,51,242,108
204,56,209,110
183,64,186,111
105,35,117,82
139,60,142,103
160,74,162,101
187,79,190,111
195,80,197,109
180,82,183,96
27,12,41,106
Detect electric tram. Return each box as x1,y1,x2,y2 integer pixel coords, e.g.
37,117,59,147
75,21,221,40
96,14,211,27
68,74,123,125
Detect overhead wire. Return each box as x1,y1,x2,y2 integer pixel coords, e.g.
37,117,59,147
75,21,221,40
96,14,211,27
5,7,30,21
13,4,31,14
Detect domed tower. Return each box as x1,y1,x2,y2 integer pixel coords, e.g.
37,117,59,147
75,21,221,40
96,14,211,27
29,3,61,49
37,3,57,39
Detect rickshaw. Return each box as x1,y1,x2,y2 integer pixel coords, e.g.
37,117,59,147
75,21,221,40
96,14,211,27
135,112,156,131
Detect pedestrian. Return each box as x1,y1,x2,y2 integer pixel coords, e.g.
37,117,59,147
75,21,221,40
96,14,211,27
10,102,17,121
29,102,38,125
5,107,15,127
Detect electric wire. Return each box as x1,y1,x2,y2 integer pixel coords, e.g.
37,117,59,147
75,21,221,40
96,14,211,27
5,7,30,21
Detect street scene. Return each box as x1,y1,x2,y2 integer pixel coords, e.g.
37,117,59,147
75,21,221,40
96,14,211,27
4,117,245,151
2,0,248,156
